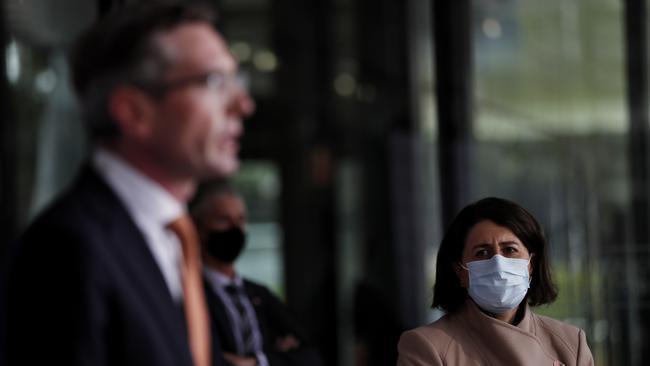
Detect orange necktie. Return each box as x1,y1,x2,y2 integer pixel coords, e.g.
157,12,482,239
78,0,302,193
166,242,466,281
168,215,212,366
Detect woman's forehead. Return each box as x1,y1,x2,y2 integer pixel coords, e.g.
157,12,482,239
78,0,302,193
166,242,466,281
465,220,521,246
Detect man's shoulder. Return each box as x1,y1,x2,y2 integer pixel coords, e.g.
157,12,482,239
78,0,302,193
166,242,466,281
242,278,286,303
242,278,272,293
9,166,128,288
41,165,121,219
18,165,128,250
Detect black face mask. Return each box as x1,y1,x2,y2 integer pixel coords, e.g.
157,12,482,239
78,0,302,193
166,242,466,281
204,226,246,263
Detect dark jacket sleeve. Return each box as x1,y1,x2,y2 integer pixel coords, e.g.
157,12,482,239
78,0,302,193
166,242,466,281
245,281,324,366
246,282,304,344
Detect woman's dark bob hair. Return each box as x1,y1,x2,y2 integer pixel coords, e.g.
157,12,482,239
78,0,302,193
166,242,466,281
432,197,558,313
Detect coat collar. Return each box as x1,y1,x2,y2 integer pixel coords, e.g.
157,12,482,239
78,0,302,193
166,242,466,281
455,299,559,365
461,299,536,338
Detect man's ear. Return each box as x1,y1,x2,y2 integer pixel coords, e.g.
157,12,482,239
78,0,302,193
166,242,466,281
108,85,156,139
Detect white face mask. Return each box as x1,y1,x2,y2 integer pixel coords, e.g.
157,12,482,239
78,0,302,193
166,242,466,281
461,254,531,314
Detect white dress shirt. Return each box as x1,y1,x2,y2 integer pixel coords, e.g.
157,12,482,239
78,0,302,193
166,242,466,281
92,147,185,302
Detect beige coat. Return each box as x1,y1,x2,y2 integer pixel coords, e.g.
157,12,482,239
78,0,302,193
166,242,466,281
397,300,594,366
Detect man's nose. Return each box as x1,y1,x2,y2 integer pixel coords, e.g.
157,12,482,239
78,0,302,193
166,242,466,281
228,89,255,117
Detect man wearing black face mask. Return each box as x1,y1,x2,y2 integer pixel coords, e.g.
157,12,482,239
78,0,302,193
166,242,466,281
192,184,323,366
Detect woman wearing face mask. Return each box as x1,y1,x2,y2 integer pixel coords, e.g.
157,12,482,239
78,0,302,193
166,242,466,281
397,197,594,366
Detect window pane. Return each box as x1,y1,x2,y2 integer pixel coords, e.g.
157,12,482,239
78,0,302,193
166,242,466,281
473,1,627,364
230,160,285,297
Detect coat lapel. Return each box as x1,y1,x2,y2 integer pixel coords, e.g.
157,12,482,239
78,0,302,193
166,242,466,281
460,300,559,366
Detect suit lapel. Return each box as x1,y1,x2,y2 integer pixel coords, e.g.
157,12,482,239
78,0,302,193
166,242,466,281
109,218,189,355
78,166,191,362
243,281,264,311
204,279,238,352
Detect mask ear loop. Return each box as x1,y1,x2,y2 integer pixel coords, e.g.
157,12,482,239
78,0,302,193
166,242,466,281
527,253,535,284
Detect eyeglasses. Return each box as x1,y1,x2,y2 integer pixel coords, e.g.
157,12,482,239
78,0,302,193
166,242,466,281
136,71,248,97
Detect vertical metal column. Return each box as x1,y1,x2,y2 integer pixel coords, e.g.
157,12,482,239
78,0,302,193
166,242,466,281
273,1,338,364
0,3,13,363
0,0,16,256
624,0,649,364
625,0,649,247
433,0,474,228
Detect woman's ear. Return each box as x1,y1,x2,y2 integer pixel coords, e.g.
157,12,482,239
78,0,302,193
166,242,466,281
108,85,156,140
528,253,535,276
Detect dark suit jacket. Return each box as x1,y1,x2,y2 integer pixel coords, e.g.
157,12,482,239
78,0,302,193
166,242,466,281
7,165,224,366
204,277,322,366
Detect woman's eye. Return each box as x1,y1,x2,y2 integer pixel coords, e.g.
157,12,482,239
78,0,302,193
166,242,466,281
475,249,489,257
504,246,518,254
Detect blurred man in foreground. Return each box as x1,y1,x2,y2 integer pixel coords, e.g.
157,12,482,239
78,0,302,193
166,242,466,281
7,3,254,365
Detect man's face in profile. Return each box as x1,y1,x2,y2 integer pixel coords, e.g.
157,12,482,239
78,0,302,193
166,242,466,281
141,23,255,179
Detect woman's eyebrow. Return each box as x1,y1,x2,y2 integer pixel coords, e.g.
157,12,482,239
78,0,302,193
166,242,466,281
498,240,520,246
468,240,520,249
469,243,493,249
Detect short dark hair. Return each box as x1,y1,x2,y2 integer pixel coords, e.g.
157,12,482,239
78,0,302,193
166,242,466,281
70,1,216,141
432,197,558,313
189,179,241,223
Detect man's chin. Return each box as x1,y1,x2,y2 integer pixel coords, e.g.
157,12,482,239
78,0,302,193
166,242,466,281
202,159,239,179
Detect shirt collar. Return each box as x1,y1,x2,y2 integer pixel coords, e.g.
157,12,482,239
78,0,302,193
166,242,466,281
92,147,184,226
204,267,243,288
